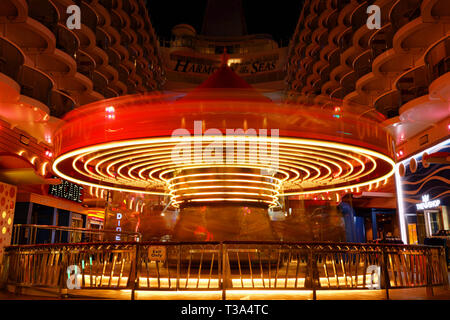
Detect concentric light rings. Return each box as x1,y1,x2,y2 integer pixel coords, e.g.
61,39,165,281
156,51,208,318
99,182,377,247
53,135,395,207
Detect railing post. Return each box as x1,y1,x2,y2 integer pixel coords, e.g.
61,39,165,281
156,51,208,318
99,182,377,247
177,244,181,291
440,247,449,290
221,242,226,301
309,248,316,300
131,243,139,300
426,249,434,297
382,247,390,300
59,248,67,298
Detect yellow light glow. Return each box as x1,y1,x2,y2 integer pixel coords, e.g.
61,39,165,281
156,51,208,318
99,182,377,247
227,58,241,66
41,162,48,176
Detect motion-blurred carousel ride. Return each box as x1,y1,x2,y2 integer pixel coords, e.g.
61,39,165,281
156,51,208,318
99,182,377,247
52,58,395,242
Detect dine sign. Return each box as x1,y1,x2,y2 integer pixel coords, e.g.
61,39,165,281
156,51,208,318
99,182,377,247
149,246,166,261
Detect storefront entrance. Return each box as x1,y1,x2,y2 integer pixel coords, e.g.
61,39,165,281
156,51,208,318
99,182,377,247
416,208,448,243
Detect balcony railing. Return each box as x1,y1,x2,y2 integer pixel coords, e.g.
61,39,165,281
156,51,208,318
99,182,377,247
93,71,108,97
110,10,124,30
0,37,24,81
10,224,142,245
104,87,119,99
106,47,121,68
56,24,79,59
369,24,394,61
353,51,372,79
1,241,447,299
396,66,429,105
242,70,286,84
95,28,111,51
158,35,286,53
98,0,119,10
126,79,137,94
374,90,401,118
389,0,421,31
122,0,134,15
118,64,129,83
75,50,95,80
425,36,450,83
80,2,98,33
18,65,53,106
26,0,58,34
50,90,76,117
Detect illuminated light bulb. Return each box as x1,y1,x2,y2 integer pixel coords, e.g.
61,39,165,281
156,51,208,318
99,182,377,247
41,162,48,175
129,198,134,210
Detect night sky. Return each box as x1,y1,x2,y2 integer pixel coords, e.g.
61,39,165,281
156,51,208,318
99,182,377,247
146,0,304,44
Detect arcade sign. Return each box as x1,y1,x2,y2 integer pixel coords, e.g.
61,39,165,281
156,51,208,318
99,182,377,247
48,176,83,203
416,194,440,211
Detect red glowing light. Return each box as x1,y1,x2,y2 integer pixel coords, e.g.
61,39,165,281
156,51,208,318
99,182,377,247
52,78,395,205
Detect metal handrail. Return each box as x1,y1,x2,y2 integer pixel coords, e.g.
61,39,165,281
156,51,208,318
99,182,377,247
11,224,142,245
1,241,447,299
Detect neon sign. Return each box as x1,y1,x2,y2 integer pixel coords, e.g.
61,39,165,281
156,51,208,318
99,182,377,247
48,177,83,203
416,194,440,210
115,213,122,240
